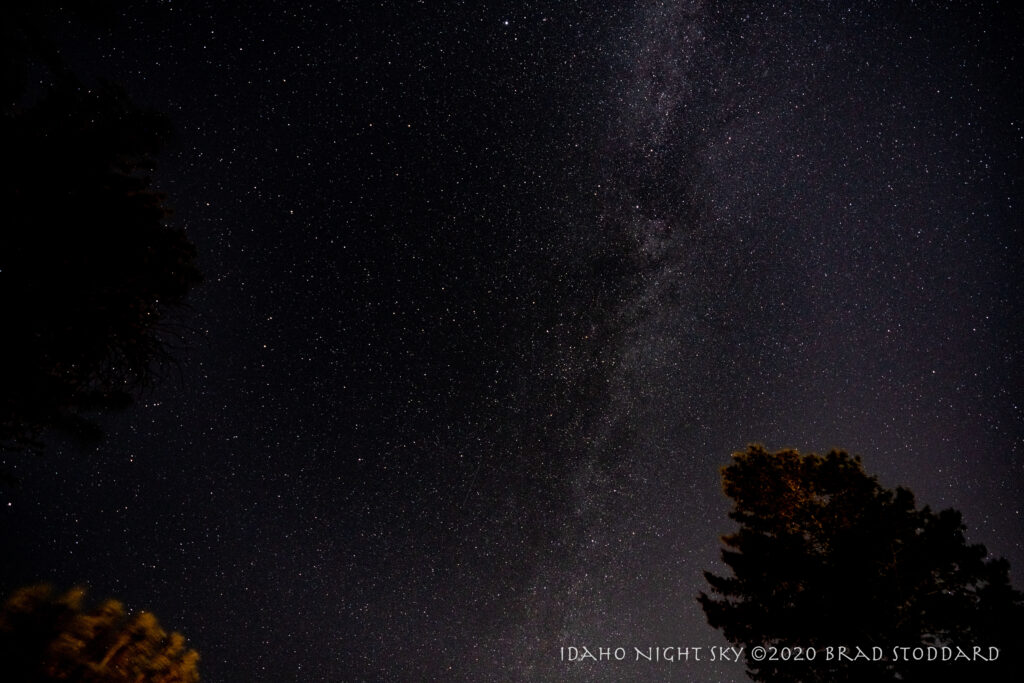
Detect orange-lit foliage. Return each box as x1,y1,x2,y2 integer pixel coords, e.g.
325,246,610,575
0,584,199,682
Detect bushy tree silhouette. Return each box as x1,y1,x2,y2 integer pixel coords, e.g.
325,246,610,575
0,584,200,682
700,444,1023,682
1,4,201,451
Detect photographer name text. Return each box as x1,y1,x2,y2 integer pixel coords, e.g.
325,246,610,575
560,645,1001,664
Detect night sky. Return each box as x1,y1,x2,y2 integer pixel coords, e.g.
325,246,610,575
2,1,1022,681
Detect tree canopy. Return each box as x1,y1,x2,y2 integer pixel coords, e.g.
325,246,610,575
0,584,199,682
1,5,201,452
699,444,1023,683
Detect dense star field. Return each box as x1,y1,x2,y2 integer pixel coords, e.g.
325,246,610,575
2,1,1021,681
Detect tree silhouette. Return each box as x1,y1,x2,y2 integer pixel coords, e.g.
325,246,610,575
699,444,1023,683
1,5,201,451
0,584,200,682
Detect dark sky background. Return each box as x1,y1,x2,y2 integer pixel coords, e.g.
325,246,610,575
2,1,1022,681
